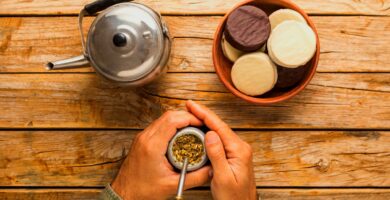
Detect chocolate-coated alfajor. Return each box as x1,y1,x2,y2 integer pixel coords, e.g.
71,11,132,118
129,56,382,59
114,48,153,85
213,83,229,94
225,5,271,52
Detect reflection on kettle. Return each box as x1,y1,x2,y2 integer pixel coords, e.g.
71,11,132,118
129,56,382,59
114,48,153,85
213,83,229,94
46,0,171,87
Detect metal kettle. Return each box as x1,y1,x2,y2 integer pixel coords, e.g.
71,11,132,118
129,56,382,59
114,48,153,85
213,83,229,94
46,0,171,86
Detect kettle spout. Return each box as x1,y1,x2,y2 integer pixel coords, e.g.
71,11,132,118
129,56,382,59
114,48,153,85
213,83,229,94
46,55,89,70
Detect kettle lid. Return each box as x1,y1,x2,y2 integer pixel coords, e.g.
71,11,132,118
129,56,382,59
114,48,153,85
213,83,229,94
86,2,168,82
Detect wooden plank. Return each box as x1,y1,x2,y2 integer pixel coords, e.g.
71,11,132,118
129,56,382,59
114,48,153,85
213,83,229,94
0,73,389,129
0,131,389,187
1,16,389,73
257,189,390,200
0,0,389,16
1,189,390,200
0,189,101,200
0,131,134,187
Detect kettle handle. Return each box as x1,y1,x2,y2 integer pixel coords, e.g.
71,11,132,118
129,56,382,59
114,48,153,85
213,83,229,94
78,0,133,56
84,0,133,15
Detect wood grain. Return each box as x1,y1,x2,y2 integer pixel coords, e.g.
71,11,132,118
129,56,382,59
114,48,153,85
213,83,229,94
0,131,133,187
1,16,389,73
0,189,101,200
257,189,390,200
1,189,390,200
0,0,389,15
0,73,389,129
1,0,389,197
0,130,389,187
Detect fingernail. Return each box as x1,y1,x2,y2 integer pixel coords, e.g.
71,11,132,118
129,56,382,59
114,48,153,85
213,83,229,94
191,100,200,106
206,132,219,144
187,100,195,108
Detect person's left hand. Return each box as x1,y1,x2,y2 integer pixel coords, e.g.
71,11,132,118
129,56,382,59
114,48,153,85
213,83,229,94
111,110,211,200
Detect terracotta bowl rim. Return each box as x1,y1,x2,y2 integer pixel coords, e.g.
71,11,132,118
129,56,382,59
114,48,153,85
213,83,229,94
212,0,320,105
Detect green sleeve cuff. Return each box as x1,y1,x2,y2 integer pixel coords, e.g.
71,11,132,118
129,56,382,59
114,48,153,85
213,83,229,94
100,184,123,200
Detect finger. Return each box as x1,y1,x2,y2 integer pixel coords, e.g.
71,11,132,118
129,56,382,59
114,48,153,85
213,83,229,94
157,110,203,138
186,100,241,146
205,131,234,178
149,110,202,131
151,111,203,150
183,166,211,189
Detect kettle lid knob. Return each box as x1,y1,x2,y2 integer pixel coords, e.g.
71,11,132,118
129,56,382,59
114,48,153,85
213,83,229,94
113,33,127,47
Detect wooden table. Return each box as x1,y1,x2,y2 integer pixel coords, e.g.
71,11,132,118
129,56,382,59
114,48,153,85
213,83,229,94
0,0,389,199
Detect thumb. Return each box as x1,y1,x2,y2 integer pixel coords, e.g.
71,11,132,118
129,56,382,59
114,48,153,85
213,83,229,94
205,131,232,177
184,166,211,189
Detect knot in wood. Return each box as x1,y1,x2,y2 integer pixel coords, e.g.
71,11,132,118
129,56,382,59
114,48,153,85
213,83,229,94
315,158,330,173
179,59,190,70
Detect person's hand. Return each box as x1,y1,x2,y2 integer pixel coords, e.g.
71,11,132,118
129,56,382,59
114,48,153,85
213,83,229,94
186,100,257,200
111,110,211,200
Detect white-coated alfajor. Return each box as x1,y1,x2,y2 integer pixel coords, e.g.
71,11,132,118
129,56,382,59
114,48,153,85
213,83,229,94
267,20,316,68
269,9,307,30
231,52,277,96
221,35,244,62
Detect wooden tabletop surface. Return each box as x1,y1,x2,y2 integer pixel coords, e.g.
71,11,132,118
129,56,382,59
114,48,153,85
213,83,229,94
0,0,389,199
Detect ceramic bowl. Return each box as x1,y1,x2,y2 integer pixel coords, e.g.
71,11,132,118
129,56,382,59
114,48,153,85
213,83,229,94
212,0,320,105
167,127,208,172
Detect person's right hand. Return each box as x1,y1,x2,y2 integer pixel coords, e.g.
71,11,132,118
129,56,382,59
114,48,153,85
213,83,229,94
186,100,257,200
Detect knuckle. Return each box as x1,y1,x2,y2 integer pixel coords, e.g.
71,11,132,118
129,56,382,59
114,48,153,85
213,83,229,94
206,140,220,150
214,150,224,159
144,143,155,155
163,110,174,118
137,137,154,155
142,148,155,158
136,132,147,142
166,115,176,124
133,134,141,142
215,123,230,133
163,111,179,123
210,148,226,160
133,133,144,145
243,143,253,159
229,142,241,151
163,110,190,125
